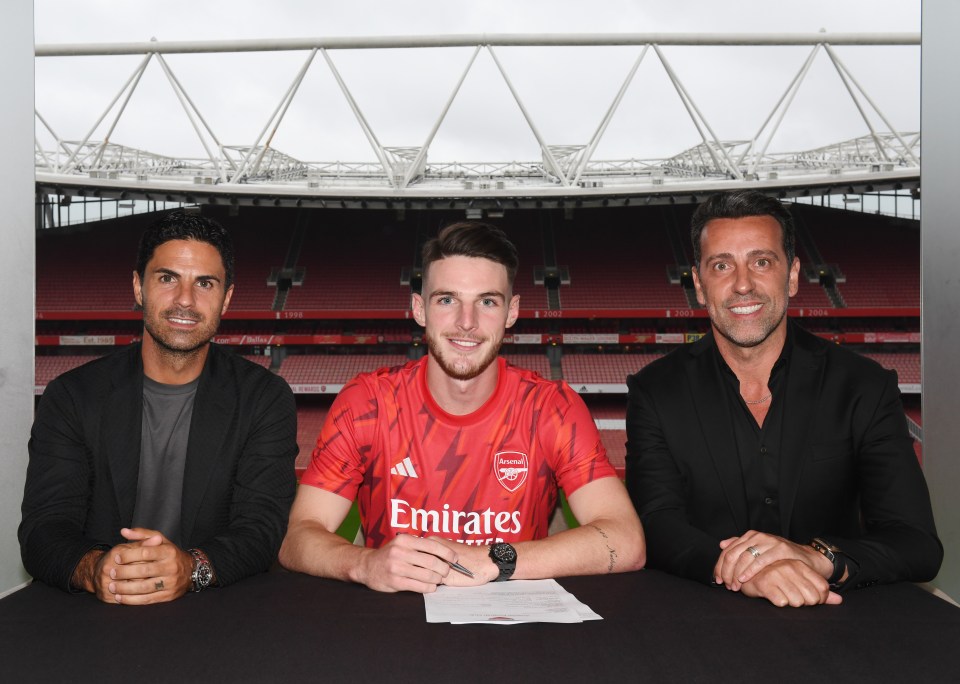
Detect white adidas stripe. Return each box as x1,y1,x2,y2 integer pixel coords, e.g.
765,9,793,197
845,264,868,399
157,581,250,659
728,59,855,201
390,456,419,478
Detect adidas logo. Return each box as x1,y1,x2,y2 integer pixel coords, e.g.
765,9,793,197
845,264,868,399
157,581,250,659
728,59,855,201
390,457,419,478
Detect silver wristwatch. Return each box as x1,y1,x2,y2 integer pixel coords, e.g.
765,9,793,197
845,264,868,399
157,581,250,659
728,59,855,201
189,548,214,592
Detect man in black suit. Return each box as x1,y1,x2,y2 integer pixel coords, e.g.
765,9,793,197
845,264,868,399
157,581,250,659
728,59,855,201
20,211,298,605
626,190,941,607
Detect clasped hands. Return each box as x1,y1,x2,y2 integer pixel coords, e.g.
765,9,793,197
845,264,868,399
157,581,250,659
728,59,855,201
714,531,842,608
354,534,498,593
82,527,194,605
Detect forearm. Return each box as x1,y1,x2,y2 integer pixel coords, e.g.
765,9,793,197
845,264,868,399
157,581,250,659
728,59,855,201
21,384,102,591
511,514,645,580
636,507,726,584
69,548,106,593
502,477,645,581
626,376,719,581
279,520,372,584
200,505,291,586
825,528,942,590
829,371,943,588
19,512,112,591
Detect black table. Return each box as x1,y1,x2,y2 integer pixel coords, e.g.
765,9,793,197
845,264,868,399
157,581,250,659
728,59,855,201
2,569,958,683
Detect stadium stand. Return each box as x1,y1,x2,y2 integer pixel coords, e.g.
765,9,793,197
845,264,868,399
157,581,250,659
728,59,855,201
36,220,141,312
502,353,552,379
35,355,99,387
802,206,920,308
500,222,550,310
581,395,628,421
599,430,627,476
553,208,689,310
278,354,409,385
283,217,413,311
33,204,922,476
561,353,662,386
790,289,834,309
862,351,921,385
789,270,835,308
241,354,273,368
294,399,331,474
226,211,295,311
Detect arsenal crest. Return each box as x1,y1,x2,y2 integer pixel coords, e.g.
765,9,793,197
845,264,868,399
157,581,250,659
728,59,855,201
494,451,529,493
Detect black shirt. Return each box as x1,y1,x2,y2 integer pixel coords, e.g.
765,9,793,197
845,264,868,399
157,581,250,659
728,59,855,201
714,328,792,535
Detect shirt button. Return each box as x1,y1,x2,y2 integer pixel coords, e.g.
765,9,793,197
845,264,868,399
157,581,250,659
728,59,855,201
764,497,775,505
760,446,769,454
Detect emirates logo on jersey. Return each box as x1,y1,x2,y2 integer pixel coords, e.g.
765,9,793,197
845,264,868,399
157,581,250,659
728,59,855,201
494,451,529,493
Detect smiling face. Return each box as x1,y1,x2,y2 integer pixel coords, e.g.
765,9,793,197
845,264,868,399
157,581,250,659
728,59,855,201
412,255,520,383
133,238,233,363
693,215,799,352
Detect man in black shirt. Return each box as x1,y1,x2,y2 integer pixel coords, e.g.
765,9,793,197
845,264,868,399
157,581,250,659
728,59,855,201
626,190,941,607
20,211,298,605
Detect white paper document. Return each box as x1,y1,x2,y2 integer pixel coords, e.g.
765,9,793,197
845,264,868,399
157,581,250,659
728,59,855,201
423,579,602,624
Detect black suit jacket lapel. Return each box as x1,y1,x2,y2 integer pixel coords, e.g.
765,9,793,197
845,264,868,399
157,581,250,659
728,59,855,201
104,346,144,526
180,346,236,545
686,335,751,532
778,325,827,534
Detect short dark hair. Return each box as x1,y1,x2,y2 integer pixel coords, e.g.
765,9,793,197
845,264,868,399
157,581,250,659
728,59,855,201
690,190,795,266
135,210,235,287
421,221,519,288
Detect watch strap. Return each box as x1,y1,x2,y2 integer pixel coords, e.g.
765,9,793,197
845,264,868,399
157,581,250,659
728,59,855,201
189,548,214,592
488,543,517,582
810,538,845,586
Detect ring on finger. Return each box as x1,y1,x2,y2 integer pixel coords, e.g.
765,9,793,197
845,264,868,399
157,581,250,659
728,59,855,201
747,546,761,559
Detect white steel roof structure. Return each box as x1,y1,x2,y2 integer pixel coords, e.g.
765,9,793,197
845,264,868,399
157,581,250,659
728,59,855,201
34,33,919,210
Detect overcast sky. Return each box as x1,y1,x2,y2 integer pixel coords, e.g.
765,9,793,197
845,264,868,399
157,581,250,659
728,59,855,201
34,0,921,165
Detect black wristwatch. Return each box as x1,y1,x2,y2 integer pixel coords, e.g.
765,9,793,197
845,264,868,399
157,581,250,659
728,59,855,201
488,543,517,582
810,538,845,586
189,548,214,592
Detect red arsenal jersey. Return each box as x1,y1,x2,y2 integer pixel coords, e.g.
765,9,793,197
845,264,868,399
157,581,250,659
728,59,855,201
300,356,616,548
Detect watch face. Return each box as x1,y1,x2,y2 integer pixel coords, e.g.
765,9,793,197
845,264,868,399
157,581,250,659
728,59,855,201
491,543,517,563
197,563,213,588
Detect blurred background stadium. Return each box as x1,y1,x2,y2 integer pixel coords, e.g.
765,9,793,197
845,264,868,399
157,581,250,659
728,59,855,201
32,32,923,483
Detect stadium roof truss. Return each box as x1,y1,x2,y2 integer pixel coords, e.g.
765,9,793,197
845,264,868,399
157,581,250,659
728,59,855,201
34,33,920,209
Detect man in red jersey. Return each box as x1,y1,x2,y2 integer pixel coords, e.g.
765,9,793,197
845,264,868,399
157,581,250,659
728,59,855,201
281,221,645,592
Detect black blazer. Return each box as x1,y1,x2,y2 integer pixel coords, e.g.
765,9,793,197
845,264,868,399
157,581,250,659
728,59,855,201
20,343,298,591
625,323,941,590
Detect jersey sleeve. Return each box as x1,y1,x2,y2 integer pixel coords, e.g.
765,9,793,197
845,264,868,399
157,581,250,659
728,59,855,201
299,377,376,501
544,382,616,495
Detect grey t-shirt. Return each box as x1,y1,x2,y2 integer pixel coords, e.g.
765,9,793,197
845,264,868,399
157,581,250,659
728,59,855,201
131,375,200,546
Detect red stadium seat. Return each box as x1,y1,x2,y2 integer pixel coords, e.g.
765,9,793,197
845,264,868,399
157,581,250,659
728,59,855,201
561,353,662,385
278,354,409,385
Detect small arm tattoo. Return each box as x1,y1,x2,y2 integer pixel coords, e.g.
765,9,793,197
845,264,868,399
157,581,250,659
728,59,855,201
588,524,618,573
